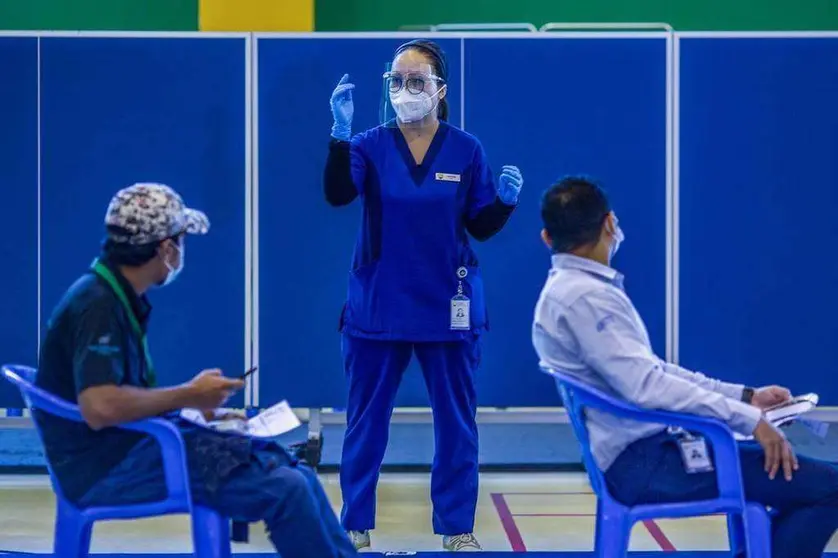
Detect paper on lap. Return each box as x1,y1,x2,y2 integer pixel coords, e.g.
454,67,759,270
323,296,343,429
180,400,302,438
734,393,824,441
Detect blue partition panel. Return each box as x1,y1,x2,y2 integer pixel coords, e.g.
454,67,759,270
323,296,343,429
257,37,463,407
39,37,247,402
0,38,38,407
679,37,838,402
257,36,668,407
464,37,669,405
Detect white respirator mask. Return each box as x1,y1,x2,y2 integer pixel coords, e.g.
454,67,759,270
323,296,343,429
389,89,440,123
609,214,625,261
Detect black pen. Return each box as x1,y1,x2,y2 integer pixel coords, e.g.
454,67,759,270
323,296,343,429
240,366,258,380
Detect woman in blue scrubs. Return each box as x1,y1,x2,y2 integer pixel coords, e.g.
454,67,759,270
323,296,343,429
323,40,523,552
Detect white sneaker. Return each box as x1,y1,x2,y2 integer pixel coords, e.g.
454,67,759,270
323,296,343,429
347,530,371,551
443,533,483,551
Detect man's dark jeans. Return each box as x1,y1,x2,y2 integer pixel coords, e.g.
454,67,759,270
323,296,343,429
605,431,838,558
76,422,356,558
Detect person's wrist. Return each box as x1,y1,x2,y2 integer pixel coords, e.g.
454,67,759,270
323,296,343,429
331,122,351,141
498,190,518,206
173,383,198,408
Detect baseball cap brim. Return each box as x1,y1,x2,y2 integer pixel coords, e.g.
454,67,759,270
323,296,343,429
182,207,210,236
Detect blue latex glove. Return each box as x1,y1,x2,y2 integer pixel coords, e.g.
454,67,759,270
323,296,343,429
497,165,523,205
330,74,355,141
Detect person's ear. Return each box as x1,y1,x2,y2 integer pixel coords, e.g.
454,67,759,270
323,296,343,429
541,228,553,250
438,83,448,100
157,238,175,260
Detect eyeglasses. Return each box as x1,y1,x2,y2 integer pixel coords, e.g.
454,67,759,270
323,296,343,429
383,71,444,95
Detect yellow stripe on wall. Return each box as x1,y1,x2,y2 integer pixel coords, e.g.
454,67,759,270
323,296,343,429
199,0,313,31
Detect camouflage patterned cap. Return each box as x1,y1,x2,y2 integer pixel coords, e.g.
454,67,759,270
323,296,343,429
105,183,210,245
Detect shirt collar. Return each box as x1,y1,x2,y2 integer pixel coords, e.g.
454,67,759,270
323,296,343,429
98,256,153,327
551,253,625,289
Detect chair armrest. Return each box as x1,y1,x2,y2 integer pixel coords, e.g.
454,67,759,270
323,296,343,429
3,366,193,507
120,418,191,505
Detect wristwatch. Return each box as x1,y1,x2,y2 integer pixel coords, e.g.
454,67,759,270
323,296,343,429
742,387,755,404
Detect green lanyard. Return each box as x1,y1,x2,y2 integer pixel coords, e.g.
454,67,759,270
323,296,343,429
91,259,156,387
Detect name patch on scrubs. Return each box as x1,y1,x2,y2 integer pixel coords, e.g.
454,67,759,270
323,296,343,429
436,172,461,183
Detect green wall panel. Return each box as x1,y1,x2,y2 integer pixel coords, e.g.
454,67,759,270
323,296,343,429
0,0,198,31
315,0,838,31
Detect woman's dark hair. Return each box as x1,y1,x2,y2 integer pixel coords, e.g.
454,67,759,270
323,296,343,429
395,39,449,121
541,176,612,253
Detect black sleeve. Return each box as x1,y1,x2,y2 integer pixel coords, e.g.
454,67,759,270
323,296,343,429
72,299,127,395
465,197,517,241
324,139,359,207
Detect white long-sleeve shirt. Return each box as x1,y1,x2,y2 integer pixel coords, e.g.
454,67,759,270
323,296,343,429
532,254,762,471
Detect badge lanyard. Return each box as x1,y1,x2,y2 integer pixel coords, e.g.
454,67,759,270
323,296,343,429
91,259,156,387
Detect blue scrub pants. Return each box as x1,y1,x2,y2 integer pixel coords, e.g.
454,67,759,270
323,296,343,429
78,437,356,558
604,431,838,558
339,334,480,535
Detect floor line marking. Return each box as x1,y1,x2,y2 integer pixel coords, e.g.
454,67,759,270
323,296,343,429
643,519,677,552
512,513,594,517
500,491,594,496
490,493,527,552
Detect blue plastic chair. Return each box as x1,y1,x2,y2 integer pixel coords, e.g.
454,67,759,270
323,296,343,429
2,364,232,558
540,365,771,557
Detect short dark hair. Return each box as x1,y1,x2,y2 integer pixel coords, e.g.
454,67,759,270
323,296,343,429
101,239,159,267
541,176,611,253
395,39,449,121
101,226,180,267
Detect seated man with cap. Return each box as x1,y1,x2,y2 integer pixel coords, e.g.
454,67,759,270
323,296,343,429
35,183,356,558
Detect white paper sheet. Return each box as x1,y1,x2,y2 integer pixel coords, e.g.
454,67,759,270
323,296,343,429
734,392,819,441
180,400,302,438
245,400,302,437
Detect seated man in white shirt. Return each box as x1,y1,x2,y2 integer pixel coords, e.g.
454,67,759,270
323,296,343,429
532,176,838,558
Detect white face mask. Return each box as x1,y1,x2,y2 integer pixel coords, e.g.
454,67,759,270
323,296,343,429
390,89,439,123
162,241,184,287
609,215,625,261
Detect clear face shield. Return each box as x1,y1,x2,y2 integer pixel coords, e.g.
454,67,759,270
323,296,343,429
380,62,446,127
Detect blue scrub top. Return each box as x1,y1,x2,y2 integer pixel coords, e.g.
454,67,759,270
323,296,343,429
341,121,498,342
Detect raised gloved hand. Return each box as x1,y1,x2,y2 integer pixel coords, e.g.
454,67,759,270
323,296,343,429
497,165,523,205
330,74,355,141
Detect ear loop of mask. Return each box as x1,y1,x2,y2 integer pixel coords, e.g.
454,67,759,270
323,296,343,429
608,213,625,260
161,238,184,286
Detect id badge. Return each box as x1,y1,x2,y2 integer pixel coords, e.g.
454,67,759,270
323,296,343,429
450,269,471,331
451,296,470,330
678,437,714,473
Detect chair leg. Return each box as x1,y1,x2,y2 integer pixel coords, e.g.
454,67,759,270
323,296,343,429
192,506,232,558
728,505,772,558
53,501,92,558
594,500,631,557
728,513,747,557
744,504,772,558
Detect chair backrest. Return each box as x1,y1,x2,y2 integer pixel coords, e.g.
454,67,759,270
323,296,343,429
2,364,84,500
541,364,752,519
546,369,609,498
541,364,681,500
